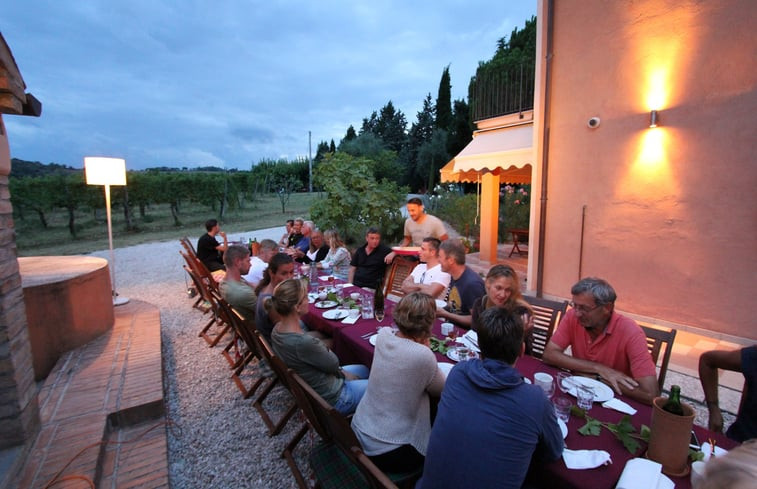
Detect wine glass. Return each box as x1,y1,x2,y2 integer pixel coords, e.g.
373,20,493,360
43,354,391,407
448,327,459,342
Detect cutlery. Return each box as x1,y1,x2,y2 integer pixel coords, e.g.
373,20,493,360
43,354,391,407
360,332,374,340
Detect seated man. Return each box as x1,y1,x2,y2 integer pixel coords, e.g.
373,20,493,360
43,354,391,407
288,220,313,259
417,307,563,489
400,237,450,299
349,227,396,289
435,239,485,328
287,218,305,247
278,219,294,247
699,345,757,442
542,277,659,405
218,244,257,320
400,197,449,247
196,218,228,272
242,239,277,288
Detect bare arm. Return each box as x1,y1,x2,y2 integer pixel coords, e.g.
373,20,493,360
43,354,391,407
216,231,228,251
542,341,657,405
435,308,472,328
399,236,411,247
400,274,420,294
383,251,396,264
348,266,356,284
699,349,743,432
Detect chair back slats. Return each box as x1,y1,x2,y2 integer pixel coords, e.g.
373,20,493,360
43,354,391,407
252,331,299,436
182,260,230,346
523,296,568,359
383,257,418,301
639,323,677,391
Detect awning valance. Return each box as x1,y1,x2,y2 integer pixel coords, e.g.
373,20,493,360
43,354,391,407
439,159,532,184
452,123,532,174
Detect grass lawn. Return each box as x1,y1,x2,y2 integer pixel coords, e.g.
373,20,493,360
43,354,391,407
14,192,321,256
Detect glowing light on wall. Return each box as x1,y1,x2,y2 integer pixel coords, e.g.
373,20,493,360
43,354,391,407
637,127,666,170
645,67,669,111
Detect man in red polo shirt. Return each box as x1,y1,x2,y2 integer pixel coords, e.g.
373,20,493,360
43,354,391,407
543,277,659,405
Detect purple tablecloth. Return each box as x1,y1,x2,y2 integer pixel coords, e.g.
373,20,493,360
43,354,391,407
303,283,737,489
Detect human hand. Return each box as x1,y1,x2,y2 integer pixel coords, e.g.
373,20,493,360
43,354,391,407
708,405,724,433
342,370,360,381
219,231,227,239
599,367,639,395
383,252,396,264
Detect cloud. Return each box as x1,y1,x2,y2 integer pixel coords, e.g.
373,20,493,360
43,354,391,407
1,0,536,170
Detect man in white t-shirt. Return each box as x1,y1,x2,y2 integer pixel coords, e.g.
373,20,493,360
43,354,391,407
400,197,449,247
242,239,277,288
401,237,450,299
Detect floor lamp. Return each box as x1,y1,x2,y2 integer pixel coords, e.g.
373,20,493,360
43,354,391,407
84,157,130,306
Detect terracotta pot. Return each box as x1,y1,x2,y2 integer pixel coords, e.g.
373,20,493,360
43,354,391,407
647,396,695,477
250,241,260,256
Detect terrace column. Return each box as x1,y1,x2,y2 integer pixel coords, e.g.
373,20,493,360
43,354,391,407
479,171,500,263
0,115,40,449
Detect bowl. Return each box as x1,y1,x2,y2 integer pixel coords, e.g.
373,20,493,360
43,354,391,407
350,292,361,301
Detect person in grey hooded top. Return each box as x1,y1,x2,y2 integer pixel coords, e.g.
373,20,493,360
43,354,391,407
417,307,563,489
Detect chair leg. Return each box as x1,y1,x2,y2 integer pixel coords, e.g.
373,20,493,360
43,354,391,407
207,323,231,347
221,333,240,368
231,354,266,399
253,378,298,436
281,422,311,489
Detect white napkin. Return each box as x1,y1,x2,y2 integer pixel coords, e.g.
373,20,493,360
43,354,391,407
615,458,674,489
562,449,612,469
461,331,480,353
700,441,728,461
340,282,354,288
341,314,359,325
602,398,637,415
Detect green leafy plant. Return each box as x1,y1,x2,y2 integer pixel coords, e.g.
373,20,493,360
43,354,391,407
429,337,451,354
571,406,650,454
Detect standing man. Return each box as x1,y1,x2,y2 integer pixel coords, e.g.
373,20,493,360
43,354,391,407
197,218,227,272
242,239,277,288
435,239,485,327
542,277,659,405
699,345,757,442
349,227,396,289
219,244,257,320
400,237,450,299
417,307,563,489
400,197,448,247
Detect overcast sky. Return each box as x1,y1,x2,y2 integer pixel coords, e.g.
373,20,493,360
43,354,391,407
2,1,535,170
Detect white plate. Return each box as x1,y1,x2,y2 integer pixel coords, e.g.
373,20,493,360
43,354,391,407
438,362,453,377
323,309,348,320
435,299,447,309
307,292,318,303
566,376,614,402
315,300,338,309
558,418,568,439
368,334,378,346
446,346,479,362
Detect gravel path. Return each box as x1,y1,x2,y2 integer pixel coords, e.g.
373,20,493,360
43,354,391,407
86,226,738,487
90,226,311,489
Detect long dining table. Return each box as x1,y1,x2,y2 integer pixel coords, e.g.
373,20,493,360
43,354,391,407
303,280,738,489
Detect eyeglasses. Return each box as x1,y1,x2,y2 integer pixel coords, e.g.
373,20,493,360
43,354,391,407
569,301,602,314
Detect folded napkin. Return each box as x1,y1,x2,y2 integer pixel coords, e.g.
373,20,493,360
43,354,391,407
461,331,480,353
341,314,360,325
602,398,637,415
615,458,674,489
562,449,612,469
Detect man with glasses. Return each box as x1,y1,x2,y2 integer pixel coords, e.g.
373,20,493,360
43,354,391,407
542,277,659,405
400,237,450,299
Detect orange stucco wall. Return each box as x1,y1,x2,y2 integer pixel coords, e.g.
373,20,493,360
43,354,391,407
536,0,757,338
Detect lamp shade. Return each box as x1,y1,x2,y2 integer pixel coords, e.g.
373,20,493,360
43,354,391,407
84,157,126,186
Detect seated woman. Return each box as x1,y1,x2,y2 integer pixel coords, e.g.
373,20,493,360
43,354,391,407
296,229,329,264
255,253,295,342
351,292,446,473
317,229,351,281
270,278,368,415
470,264,523,329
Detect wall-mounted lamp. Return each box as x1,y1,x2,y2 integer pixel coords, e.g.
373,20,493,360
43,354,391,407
649,110,659,128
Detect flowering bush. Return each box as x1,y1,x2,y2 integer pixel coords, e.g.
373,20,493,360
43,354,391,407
498,184,530,241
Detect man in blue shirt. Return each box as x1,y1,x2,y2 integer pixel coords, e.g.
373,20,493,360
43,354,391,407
417,307,563,489
435,239,485,328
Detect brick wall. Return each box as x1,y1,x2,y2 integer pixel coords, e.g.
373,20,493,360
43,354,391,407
0,115,40,449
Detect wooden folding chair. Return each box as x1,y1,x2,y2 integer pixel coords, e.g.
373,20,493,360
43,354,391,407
638,323,677,391
383,256,417,302
522,296,568,359
180,236,198,257
182,253,230,347
251,331,299,436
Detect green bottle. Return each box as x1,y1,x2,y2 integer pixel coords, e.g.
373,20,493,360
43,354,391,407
662,385,684,415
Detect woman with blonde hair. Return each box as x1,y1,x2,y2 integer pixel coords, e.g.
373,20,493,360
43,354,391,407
351,292,446,472
470,264,523,330
317,229,351,281
270,278,368,415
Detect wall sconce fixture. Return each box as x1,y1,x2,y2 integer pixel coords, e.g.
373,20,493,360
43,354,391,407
649,110,659,128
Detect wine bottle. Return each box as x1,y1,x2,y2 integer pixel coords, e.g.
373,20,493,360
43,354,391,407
662,385,684,415
374,280,384,315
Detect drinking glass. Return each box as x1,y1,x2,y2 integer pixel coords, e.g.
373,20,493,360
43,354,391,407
441,322,454,337
576,385,594,411
448,327,459,342
553,397,572,422
557,371,572,395
456,346,470,361
361,296,374,320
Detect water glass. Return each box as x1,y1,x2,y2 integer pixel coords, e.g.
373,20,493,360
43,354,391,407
557,371,572,395
534,372,555,398
361,295,374,319
457,346,470,361
553,396,572,422
441,322,454,337
576,385,594,411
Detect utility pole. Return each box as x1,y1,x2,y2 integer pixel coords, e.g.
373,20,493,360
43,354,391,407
308,131,313,193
